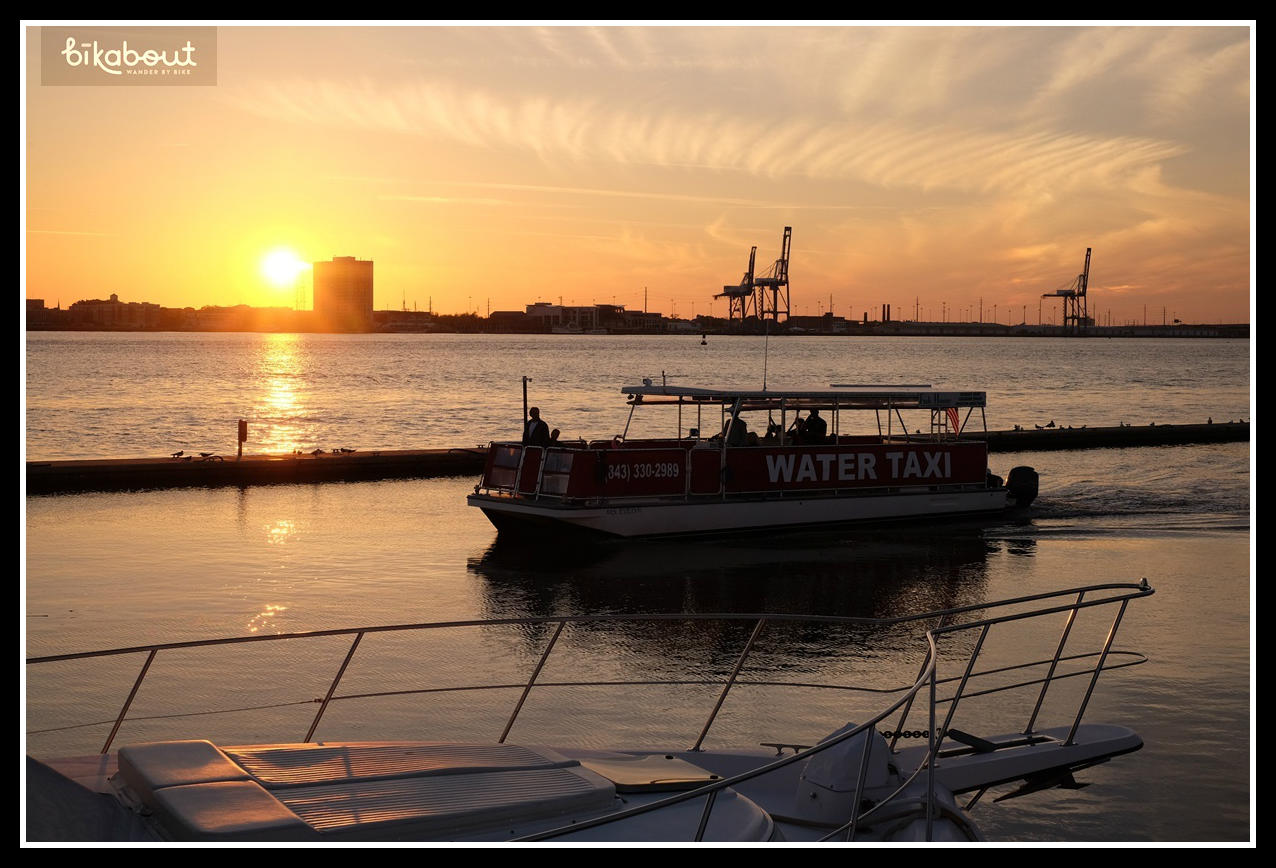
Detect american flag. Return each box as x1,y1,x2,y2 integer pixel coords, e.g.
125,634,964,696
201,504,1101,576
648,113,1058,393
946,407,961,434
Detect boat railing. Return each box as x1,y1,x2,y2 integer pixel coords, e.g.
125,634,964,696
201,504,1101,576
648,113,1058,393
26,581,1153,842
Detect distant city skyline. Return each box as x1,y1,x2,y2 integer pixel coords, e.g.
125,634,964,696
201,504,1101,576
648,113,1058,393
23,24,1253,324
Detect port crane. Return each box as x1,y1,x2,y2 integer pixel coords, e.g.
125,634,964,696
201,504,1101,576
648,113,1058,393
715,227,792,325
1042,248,1091,334
717,244,758,322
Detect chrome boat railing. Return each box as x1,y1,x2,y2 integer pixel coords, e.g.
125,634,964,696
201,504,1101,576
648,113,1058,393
27,580,1153,841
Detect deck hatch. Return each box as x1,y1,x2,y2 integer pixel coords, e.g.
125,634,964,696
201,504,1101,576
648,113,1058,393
578,753,722,792
226,742,577,787
275,766,616,836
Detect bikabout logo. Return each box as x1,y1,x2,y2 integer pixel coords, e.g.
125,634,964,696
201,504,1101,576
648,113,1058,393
41,27,217,86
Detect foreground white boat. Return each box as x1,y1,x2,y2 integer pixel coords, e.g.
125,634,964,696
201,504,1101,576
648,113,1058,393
26,582,1152,843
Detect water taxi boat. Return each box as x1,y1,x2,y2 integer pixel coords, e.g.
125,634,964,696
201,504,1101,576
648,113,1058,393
468,382,1038,538
25,582,1152,843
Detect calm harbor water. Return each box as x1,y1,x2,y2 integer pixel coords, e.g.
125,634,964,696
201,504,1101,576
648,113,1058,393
25,332,1250,460
23,333,1252,843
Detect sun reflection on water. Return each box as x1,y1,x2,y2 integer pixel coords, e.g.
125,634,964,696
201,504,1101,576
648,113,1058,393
247,604,289,634
266,519,297,545
250,333,311,454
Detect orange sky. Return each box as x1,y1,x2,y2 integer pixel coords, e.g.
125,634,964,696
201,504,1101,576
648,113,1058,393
23,24,1253,324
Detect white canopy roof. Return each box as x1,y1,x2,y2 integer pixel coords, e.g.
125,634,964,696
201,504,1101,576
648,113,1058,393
620,384,987,409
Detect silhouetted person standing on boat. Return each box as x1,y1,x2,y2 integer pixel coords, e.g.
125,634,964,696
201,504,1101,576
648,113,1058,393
523,407,551,447
805,409,827,444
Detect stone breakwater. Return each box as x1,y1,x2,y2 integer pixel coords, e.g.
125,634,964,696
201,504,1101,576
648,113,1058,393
25,423,1248,495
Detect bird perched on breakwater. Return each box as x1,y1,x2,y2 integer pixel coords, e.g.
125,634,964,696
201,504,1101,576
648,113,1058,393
171,451,184,459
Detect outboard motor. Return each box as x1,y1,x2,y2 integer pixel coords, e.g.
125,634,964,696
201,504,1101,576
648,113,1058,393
1006,466,1039,507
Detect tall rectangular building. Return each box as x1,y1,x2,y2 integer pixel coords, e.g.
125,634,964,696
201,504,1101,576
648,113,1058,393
313,256,373,332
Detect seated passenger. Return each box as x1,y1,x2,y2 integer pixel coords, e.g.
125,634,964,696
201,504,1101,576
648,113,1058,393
788,414,807,445
724,416,749,447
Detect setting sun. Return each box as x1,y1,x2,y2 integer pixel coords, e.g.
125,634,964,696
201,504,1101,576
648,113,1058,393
261,249,308,288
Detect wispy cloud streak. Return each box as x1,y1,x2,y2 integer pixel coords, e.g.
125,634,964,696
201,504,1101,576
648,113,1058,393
27,229,116,236
232,77,1185,198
